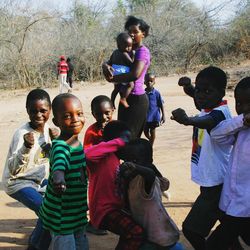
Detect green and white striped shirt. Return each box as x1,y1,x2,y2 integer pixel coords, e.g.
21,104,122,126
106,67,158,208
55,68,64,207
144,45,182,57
39,139,88,235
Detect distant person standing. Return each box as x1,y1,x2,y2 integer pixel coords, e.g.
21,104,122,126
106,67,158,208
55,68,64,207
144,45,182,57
57,55,71,93
66,57,75,89
144,73,166,146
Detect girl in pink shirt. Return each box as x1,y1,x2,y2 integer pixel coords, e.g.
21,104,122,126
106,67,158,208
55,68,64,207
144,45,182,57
85,121,146,250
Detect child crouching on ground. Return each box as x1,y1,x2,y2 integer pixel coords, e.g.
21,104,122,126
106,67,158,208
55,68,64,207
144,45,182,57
119,138,183,250
206,77,250,250
39,93,89,250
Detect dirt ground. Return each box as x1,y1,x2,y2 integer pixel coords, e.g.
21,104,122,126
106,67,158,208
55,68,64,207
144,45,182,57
0,73,241,250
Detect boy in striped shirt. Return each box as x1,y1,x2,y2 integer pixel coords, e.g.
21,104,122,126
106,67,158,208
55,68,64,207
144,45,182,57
39,93,88,250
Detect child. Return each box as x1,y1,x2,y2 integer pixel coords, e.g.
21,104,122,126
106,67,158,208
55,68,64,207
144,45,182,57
171,66,233,250
39,93,89,250
144,73,166,146
109,32,134,108
85,120,147,250
2,88,58,249
66,57,75,88
83,95,114,235
206,77,250,250
119,138,183,250
57,55,71,93
84,95,114,149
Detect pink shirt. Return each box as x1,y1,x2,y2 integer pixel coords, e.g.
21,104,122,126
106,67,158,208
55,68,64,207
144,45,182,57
131,45,150,95
85,138,125,227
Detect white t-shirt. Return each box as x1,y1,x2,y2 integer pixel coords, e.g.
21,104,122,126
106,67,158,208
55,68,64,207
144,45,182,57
191,104,232,187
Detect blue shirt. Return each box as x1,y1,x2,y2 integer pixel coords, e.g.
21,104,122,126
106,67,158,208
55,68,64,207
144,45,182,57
146,88,164,123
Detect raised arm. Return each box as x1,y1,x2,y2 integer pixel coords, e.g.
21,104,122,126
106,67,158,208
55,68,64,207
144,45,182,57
85,138,126,164
210,114,245,145
171,108,226,131
7,131,34,175
120,162,155,194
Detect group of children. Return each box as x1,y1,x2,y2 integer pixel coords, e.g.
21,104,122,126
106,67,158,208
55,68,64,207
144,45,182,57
2,33,250,249
171,66,250,250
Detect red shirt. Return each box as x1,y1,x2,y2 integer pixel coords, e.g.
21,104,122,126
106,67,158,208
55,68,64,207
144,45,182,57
57,60,69,74
83,123,103,149
85,138,125,228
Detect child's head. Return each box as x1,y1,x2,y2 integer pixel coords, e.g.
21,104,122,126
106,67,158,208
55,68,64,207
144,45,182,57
144,72,156,89
194,66,227,109
234,77,250,115
26,88,51,131
120,138,153,165
91,95,114,129
52,93,85,136
66,57,71,63
103,120,130,142
60,55,65,61
116,32,133,53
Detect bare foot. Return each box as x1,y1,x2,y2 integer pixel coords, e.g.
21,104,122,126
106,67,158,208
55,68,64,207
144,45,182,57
120,98,129,108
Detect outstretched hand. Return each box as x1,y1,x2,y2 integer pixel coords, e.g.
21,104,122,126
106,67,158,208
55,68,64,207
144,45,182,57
178,76,192,87
171,108,190,125
52,170,66,194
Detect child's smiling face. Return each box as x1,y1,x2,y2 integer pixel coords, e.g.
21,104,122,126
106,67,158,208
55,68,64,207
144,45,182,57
27,99,51,131
53,97,85,136
92,101,114,129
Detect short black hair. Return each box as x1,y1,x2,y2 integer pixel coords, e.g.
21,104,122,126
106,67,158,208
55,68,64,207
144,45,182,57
26,88,51,109
52,93,78,117
124,16,150,37
91,95,113,113
196,66,227,91
116,32,131,48
103,120,130,141
126,138,153,164
234,77,250,95
66,57,71,62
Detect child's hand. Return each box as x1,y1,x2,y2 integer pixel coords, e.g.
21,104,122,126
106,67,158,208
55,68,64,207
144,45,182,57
178,77,191,87
23,132,35,148
52,170,66,194
243,113,250,127
159,177,170,192
49,127,60,140
120,162,137,179
41,143,51,156
160,116,166,125
102,63,114,82
171,108,190,125
120,130,131,144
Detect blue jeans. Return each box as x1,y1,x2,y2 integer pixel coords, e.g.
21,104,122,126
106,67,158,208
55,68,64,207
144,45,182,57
9,181,50,249
50,230,89,250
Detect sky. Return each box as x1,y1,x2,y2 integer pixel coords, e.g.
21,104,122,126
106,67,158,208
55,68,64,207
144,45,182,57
14,0,241,22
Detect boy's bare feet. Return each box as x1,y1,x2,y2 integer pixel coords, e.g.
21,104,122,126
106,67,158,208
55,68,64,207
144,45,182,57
120,98,129,108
